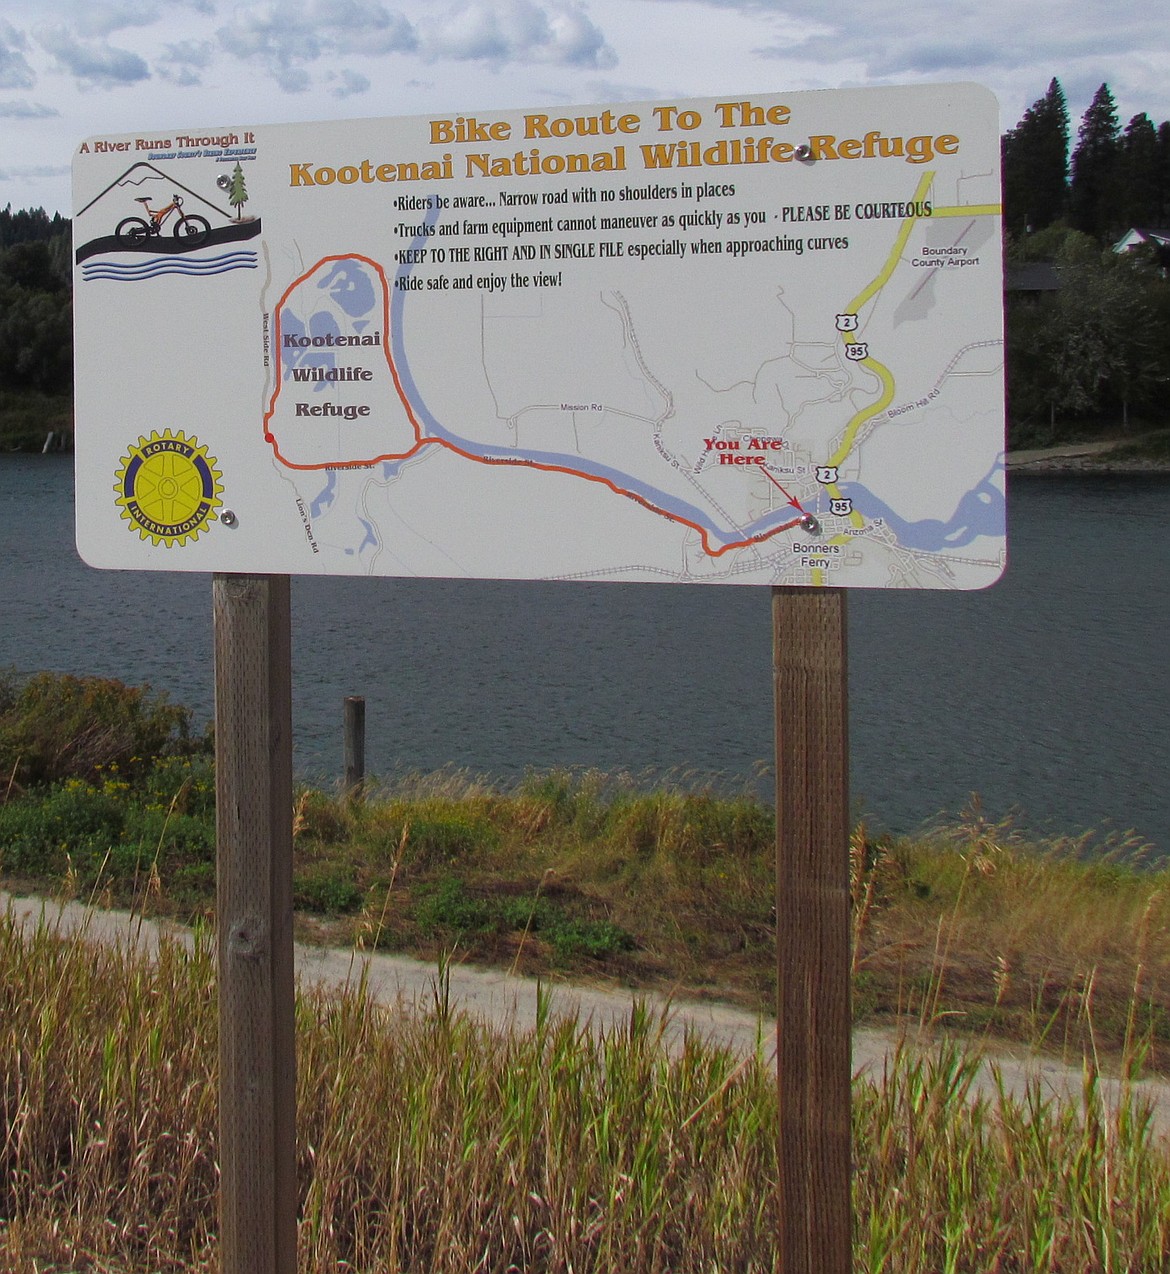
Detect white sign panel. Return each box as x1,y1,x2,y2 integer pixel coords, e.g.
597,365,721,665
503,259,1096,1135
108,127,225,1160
73,83,1005,587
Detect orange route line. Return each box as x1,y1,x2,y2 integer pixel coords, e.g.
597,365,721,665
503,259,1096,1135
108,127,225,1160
264,254,803,559
264,253,428,467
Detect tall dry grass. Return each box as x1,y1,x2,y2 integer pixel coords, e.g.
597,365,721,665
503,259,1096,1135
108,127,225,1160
852,807,1170,1072
0,906,1169,1272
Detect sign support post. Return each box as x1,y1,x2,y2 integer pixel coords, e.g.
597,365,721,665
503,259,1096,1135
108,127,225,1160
213,574,297,1274
773,585,852,1274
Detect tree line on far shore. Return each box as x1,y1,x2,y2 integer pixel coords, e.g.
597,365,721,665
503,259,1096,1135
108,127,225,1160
1001,80,1170,443
0,206,71,404
3,80,1170,450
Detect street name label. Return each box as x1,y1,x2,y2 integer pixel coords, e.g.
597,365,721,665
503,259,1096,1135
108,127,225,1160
73,82,1005,587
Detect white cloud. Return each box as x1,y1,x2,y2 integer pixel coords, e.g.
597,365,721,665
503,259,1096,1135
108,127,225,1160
215,0,416,89
275,65,312,91
542,2,613,66
0,99,57,116
0,23,35,89
639,0,1170,123
209,0,610,94
36,26,151,87
327,67,371,97
5,0,1170,216
155,38,214,84
316,0,416,55
418,1,614,68
74,3,163,38
0,163,70,180
216,2,324,69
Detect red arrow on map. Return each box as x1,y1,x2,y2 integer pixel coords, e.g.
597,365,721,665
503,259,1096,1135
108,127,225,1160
763,467,806,513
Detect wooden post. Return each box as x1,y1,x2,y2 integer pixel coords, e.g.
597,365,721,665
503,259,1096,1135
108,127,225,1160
344,695,366,795
213,574,297,1274
772,586,852,1274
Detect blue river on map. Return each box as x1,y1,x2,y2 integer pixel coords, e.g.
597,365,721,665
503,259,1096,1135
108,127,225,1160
379,230,1006,553
382,241,806,548
838,472,1006,551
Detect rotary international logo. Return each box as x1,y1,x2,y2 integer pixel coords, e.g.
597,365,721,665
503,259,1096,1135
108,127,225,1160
114,429,223,546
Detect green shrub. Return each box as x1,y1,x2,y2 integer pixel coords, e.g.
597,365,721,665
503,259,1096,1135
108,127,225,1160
512,768,615,840
170,860,215,906
396,811,500,867
0,671,201,788
607,792,772,863
0,765,215,897
546,916,635,961
410,878,635,963
138,754,216,819
0,781,125,876
0,389,72,452
292,787,351,843
414,878,492,936
496,893,555,931
123,806,215,869
293,860,364,915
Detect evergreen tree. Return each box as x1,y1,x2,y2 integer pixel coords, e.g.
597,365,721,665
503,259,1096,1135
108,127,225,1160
0,240,72,394
0,205,69,250
1157,121,1170,225
1119,114,1162,229
1002,79,1069,236
1070,83,1121,239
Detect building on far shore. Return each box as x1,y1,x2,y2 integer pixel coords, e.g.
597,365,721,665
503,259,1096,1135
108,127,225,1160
1113,227,1170,271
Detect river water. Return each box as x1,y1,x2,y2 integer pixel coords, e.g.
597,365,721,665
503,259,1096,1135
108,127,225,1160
2,455,1167,853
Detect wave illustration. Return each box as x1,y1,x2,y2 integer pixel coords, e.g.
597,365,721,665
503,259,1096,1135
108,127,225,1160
81,251,258,282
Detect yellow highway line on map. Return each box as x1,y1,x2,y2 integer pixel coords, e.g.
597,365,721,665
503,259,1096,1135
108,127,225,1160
828,185,1003,469
805,533,854,589
827,360,895,470
824,172,936,472
845,172,936,314
809,182,1002,584
930,203,1003,218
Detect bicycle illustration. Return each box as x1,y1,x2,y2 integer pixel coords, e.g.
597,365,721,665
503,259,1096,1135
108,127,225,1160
116,194,210,247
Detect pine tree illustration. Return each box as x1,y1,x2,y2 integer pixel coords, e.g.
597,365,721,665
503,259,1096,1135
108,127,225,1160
228,163,249,220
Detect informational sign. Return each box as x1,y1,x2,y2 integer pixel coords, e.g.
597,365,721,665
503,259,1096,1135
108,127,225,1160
73,83,1005,587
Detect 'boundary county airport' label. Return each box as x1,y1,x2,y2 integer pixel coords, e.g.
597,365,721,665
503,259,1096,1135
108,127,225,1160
73,83,1005,588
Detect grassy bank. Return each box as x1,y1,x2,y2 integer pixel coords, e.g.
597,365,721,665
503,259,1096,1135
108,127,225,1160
0,913,1167,1273
1,673,1168,1074
7,753,1170,1069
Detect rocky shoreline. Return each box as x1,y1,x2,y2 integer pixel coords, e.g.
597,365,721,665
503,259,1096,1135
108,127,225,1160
1006,437,1170,474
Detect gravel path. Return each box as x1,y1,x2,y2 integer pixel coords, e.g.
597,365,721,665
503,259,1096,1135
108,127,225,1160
6,890,1169,1138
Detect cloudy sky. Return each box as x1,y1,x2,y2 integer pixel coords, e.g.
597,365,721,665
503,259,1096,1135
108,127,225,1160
3,0,1169,216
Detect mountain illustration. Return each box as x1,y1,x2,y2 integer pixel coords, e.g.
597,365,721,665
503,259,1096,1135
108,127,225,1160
75,161,262,263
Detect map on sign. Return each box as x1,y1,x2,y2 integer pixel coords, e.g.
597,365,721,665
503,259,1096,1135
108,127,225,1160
73,83,1005,587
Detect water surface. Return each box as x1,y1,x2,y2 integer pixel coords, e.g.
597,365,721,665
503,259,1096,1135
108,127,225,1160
2,456,1166,852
